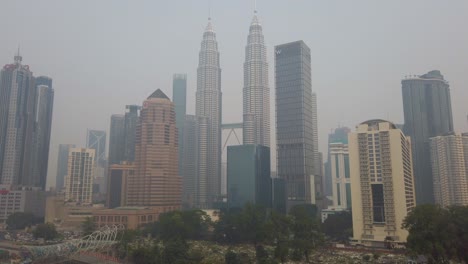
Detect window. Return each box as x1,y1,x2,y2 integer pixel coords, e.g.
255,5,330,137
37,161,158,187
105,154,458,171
372,184,385,223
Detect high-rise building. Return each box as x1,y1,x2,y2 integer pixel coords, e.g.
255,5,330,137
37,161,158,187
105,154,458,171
275,41,315,208
0,53,36,186
124,105,140,162
108,115,125,165
330,142,351,209
272,178,287,214
86,130,106,168
30,76,54,190
311,92,323,207
429,133,468,207
107,162,134,208
126,89,181,210
402,70,454,204
182,115,198,208
243,11,270,147
56,144,75,190
195,18,222,208
65,148,95,204
227,145,271,209
173,74,187,180
349,120,416,247
324,127,351,197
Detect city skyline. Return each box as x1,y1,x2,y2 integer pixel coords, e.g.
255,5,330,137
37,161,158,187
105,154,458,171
0,1,467,190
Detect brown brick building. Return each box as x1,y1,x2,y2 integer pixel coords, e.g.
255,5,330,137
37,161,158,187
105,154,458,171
125,89,182,211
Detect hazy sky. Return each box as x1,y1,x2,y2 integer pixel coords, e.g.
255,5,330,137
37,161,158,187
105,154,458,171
1,0,467,189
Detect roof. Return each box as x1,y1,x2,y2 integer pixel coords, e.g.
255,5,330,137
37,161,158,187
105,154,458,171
360,119,397,129
147,89,169,100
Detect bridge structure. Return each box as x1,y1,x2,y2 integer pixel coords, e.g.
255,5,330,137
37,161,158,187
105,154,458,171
19,225,122,263
221,122,243,152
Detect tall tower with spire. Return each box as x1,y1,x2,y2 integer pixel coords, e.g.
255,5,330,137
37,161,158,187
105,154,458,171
243,9,270,146
195,18,222,208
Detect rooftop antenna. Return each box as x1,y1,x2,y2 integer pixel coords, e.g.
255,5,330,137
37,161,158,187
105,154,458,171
14,44,22,64
254,0,257,13
208,0,211,20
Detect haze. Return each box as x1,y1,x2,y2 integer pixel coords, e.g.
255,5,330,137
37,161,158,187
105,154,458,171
0,0,467,190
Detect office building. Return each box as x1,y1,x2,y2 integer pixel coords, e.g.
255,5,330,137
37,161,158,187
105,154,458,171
324,127,351,197
349,120,416,247
86,130,106,168
243,11,270,147
429,133,468,207
56,144,75,190
402,70,453,204
182,115,198,208
0,185,46,224
173,74,187,179
107,162,134,209
275,41,315,208
330,142,351,209
227,145,271,209
124,105,140,162
195,18,222,208
93,207,163,230
65,148,95,204
108,115,125,165
126,89,182,211
272,178,287,214
0,52,36,186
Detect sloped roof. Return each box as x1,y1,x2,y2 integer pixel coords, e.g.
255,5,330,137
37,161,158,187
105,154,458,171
147,89,169,100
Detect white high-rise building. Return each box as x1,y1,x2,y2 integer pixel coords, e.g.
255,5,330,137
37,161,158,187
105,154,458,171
65,148,95,204
330,142,351,209
349,120,416,247
429,133,468,207
243,10,270,147
195,18,222,208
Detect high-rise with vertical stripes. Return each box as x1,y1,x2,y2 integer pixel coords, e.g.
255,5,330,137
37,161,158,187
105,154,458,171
195,18,222,208
243,11,269,147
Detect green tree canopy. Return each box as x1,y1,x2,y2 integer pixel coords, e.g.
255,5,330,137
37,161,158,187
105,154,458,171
322,211,352,242
6,212,41,230
81,217,96,236
33,223,58,241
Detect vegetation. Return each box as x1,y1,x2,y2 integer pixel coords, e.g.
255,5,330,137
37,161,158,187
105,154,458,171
322,211,352,242
6,212,42,230
33,223,59,241
402,204,468,264
81,217,96,236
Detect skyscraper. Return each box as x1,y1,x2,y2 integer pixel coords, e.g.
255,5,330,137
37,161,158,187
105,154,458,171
65,148,95,204
30,76,54,190
429,133,468,207
402,70,454,204
0,52,36,186
86,130,106,168
173,74,187,179
275,41,315,207
182,115,198,208
324,127,351,197
243,11,270,147
195,18,222,208
330,142,351,209
311,92,322,206
227,145,271,209
56,144,75,190
124,105,140,162
126,89,181,210
349,120,416,247
108,114,125,165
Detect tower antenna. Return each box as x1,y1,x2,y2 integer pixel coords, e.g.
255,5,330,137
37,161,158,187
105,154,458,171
208,0,211,20
254,0,257,13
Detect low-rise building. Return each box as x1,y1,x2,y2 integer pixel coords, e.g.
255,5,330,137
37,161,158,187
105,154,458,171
92,207,163,229
0,185,46,225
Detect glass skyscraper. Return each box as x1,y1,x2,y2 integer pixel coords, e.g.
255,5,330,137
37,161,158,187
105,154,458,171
173,74,187,178
275,41,315,207
108,114,125,165
402,70,454,204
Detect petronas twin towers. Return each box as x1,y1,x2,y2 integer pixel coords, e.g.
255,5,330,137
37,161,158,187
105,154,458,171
194,12,269,208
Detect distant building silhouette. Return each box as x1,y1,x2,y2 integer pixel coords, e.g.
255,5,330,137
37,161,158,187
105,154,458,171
86,130,106,168
124,105,140,162
173,74,187,181
108,114,125,165
402,70,454,204
126,89,181,210
56,144,75,190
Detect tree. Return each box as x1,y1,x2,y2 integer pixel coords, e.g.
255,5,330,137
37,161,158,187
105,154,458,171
322,211,352,242
270,211,291,263
33,223,58,241
290,205,324,263
6,212,40,230
130,244,161,264
225,249,241,264
81,217,96,236
162,238,189,264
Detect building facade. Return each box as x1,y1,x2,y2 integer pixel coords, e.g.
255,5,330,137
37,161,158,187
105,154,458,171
324,127,351,197
227,145,271,209
349,120,416,247
0,53,36,186
65,148,95,204
86,130,106,168
275,41,315,208
243,11,270,147
56,144,75,190
0,185,46,224
173,74,187,179
402,70,454,204
108,114,125,165
126,89,181,211
124,105,140,162
195,18,222,208
429,133,468,207
107,162,134,208
330,142,351,209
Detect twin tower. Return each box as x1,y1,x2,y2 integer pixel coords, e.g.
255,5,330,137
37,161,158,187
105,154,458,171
193,12,269,208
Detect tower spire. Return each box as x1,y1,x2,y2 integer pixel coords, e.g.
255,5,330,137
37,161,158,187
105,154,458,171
14,44,22,64
208,0,211,20
254,0,257,13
